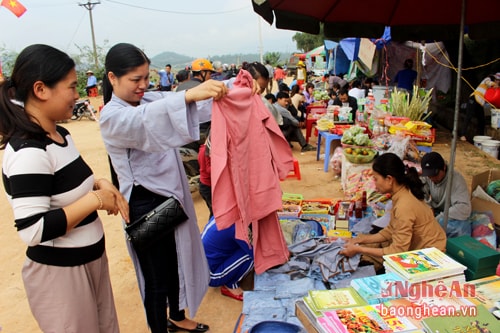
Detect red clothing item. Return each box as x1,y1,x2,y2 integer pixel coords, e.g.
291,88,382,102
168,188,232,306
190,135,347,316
274,67,286,81
211,69,293,274
198,144,211,186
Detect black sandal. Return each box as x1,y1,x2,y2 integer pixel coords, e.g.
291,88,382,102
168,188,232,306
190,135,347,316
167,319,209,332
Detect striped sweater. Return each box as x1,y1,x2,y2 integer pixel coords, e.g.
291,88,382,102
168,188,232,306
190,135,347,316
2,126,104,266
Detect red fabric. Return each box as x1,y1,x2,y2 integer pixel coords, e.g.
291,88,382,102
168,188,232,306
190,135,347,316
485,87,500,108
273,67,286,81
198,144,211,186
210,69,293,274
1,0,26,17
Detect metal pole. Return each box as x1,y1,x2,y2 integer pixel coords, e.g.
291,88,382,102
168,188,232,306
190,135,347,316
258,17,264,63
443,0,466,231
79,1,100,70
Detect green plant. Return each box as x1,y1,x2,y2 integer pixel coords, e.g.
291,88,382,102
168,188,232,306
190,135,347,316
390,86,433,121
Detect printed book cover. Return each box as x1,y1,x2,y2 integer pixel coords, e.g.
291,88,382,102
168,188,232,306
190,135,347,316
323,305,393,333
372,303,421,332
350,272,406,304
383,247,466,282
302,294,322,317
309,287,367,311
421,304,500,333
466,275,500,311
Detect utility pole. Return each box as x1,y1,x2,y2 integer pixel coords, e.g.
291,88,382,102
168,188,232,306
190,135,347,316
79,0,100,70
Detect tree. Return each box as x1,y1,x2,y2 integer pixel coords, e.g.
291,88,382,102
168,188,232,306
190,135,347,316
263,52,281,66
292,25,325,52
72,40,111,97
0,45,19,78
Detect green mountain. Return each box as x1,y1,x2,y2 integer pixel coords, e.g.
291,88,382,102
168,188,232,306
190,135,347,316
151,51,295,71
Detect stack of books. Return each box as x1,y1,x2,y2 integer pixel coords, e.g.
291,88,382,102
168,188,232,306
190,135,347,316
350,272,406,305
383,247,467,284
296,287,422,333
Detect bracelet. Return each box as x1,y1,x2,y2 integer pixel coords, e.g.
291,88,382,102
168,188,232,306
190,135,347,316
91,191,103,210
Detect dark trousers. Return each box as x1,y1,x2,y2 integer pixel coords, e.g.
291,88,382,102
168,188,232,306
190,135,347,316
460,96,485,137
199,182,213,218
129,185,184,333
280,123,307,147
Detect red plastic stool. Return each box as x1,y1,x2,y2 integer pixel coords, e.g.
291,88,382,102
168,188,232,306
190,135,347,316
286,158,302,180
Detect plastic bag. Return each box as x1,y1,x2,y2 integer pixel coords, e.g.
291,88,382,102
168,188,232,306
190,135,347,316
329,146,343,176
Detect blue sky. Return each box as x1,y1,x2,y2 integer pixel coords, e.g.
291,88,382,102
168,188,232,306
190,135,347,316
0,0,298,58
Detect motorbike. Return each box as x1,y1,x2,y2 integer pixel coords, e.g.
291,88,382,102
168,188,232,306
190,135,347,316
71,99,97,121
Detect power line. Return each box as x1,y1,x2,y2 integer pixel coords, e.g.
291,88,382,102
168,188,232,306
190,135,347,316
103,0,249,15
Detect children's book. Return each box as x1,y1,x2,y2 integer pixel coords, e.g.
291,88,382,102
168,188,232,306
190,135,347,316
421,304,500,333
383,247,466,283
350,272,406,304
308,287,367,311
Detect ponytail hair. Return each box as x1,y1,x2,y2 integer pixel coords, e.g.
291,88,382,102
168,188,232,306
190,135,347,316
103,43,150,104
0,44,75,148
372,152,425,200
242,61,269,81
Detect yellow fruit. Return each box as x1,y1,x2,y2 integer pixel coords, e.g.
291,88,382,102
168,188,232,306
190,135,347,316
345,148,352,154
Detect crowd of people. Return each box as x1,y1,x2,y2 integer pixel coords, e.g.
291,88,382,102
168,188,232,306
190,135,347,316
0,43,493,333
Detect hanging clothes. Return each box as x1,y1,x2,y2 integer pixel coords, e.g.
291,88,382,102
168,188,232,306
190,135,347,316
211,69,294,274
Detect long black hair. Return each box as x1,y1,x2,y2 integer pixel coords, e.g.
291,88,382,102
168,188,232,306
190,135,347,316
0,44,75,148
372,152,425,200
102,43,150,104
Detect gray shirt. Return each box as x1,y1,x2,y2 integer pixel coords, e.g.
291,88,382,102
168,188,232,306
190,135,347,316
422,166,471,221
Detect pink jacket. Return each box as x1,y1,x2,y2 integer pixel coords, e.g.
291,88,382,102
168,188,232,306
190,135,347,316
211,70,293,273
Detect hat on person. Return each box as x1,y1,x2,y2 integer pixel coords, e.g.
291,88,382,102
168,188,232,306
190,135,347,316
191,58,214,72
420,152,445,177
494,72,500,80
86,70,93,74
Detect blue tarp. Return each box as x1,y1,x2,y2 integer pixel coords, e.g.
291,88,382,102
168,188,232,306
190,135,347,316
324,40,351,75
324,27,392,76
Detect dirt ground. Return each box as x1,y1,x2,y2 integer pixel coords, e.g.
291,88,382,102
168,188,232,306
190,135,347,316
1,96,499,332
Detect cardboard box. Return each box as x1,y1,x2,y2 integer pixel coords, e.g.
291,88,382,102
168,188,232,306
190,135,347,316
446,236,500,281
470,169,500,240
295,300,321,333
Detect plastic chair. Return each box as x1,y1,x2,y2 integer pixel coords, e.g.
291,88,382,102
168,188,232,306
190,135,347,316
285,158,301,180
316,131,342,172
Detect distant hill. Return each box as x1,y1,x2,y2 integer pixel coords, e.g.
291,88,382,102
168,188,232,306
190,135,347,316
151,51,296,71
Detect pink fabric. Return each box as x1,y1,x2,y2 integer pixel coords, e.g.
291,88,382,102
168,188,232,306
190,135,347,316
211,70,293,274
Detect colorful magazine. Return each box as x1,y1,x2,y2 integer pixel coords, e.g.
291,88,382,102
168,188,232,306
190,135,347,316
323,305,393,333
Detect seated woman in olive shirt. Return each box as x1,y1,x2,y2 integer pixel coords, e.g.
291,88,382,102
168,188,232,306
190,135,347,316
340,153,447,271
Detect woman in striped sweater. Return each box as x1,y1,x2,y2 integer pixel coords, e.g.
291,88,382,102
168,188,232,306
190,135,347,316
0,44,129,332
